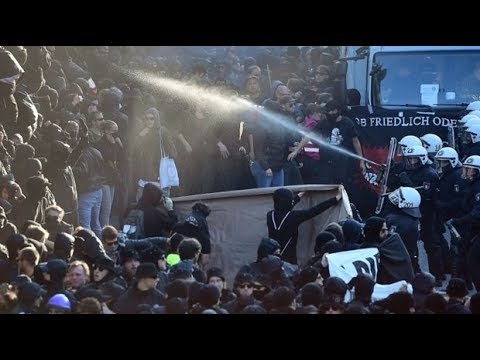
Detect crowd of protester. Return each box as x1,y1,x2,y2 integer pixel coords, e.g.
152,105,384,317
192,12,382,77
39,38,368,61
0,46,476,314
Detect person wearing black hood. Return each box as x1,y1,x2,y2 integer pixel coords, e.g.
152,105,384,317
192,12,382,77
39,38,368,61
361,216,414,284
267,186,343,264
72,228,108,272
51,232,75,262
43,140,78,226
13,58,44,142
411,272,436,312
347,274,375,310
42,205,73,248
36,258,76,311
11,176,53,230
0,125,14,175
238,237,297,278
84,256,125,291
0,47,24,138
341,219,363,251
172,202,211,266
0,180,24,216
11,143,36,185
136,183,177,238
305,231,337,267
0,205,17,246
13,282,46,314
0,234,32,283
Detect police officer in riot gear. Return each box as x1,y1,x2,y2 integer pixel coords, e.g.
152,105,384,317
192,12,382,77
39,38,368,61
434,147,467,276
399,145,443,284
388,135,423,191
420,133,443,162
451,155,480,290
457,114,480,159
463,124,480,160
383,187,422,273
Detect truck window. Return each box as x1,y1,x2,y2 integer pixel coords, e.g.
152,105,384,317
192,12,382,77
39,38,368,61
372,51,480,107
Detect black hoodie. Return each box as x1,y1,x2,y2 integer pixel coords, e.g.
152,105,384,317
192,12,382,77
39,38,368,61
267,189,339,264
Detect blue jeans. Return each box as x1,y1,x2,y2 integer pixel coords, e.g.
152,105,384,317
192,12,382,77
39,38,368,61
78,188,103,237
250,161,284,188
100,184,115,227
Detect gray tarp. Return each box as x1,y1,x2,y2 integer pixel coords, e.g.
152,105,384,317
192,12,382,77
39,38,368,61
173,185,352,285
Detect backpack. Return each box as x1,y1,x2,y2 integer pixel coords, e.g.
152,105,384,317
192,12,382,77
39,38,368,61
123,208,145,240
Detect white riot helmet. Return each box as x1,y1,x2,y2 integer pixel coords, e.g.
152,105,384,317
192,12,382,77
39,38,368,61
458,114,480,125
466,124,480,144
467,101,480,111
469,110,480,118
388,187,422,218
420,134,443,156
404,145,429,169
398,135,422,156
462,155,480,180
434,147,459,174
461,117,480,144
462,117,480,130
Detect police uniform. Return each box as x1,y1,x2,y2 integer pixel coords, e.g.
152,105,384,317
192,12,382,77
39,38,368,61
400,164,443,279
452,177,480,290
435,165,467,275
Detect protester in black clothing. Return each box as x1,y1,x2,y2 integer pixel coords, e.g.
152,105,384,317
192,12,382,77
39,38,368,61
321,100,366,184
445,278,471,314
172,202,211,266
52,232,75,262
42,205,74,250
93,120,123,227
137,183,177,238
361,216,414,284
0,205,17,246
44,140,78,226
267,185,343,264
113,262,165,314
11,176,53,229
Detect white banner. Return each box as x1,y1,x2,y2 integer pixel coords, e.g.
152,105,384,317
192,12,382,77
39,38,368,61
327,248,380,282
327,248,412,302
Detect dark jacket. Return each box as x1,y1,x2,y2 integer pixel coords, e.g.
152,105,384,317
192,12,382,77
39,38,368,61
43,220,74,244
0,221,17,246
222,295,262,314
113,283,165,314
72,145,105,194
44,161,78,226
454,177,480,237
436,166,467,221
445,298,471,314
362,233,415,284
172,210,211,254
267,196,339,264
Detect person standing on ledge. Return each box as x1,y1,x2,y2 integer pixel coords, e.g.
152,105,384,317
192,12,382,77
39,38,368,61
267,185,343,264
